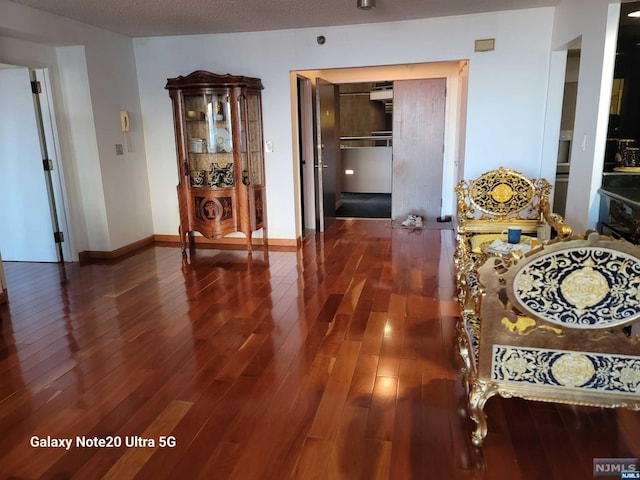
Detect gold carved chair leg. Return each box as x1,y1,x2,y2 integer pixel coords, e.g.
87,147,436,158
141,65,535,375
468,379,499,448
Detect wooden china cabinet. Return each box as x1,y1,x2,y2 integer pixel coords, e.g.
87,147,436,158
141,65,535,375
165,70,267,252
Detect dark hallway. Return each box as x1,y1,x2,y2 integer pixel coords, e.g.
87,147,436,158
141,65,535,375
336,192,391,218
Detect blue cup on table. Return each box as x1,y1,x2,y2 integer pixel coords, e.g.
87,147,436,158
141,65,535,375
502,227,522,244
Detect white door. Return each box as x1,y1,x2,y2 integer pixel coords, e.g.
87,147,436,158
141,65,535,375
0,67,60,262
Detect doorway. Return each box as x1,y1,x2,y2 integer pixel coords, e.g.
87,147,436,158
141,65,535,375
336,81,392,220
292,61,467,238
553,46,581,218
0,65,71,262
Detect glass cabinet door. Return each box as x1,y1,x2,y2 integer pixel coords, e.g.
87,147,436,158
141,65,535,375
238,95,249,185
247,94,264,186
184,93,234,188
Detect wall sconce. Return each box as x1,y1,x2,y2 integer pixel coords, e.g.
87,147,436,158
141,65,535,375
345,169,354,175
357,0,375,10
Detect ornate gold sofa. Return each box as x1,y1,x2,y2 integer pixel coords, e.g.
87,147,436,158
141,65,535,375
454,166,572,278
458,231,640,447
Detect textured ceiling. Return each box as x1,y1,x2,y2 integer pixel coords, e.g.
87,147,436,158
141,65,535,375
6,0,562,37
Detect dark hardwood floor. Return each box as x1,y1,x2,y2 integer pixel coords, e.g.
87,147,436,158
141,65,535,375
0,219,638,479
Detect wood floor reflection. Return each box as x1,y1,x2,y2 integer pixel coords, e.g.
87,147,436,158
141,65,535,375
0,219,638,479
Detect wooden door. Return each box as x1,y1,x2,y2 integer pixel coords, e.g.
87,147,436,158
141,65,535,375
314,77,339,232
392,78,446,221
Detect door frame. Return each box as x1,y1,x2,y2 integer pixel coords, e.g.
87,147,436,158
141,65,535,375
31,68,74,262
32,67,74,261
297,75,317,232
291,61,469,240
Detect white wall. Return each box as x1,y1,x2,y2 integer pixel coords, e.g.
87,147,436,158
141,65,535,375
341,147,392,193
55,46,110,252
82,36,153,250
134,7,556,240
549,0,620,233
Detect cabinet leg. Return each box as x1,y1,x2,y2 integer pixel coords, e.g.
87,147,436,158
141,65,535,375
178,226,187,254
187,232,195,254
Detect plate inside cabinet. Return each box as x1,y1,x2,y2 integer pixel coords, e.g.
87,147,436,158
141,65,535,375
214,128,232,152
